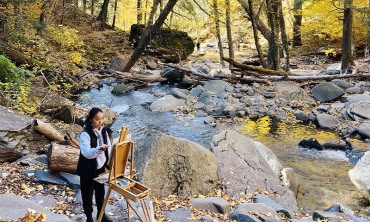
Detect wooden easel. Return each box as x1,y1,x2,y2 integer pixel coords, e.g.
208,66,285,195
95,126,153,222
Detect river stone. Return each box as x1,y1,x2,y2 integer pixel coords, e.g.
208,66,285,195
190,85,203,97
28,195,58,208
281,168,299,198
149,95,185,112
316,114,340,129
210,130,298,213
349,151,370,201
189,197,230,214
164,208,200,222
110,56,128,72
312,210,347,222
345,87,363,94
111,84,136,94
203,80,229,93
171,88,189,100
358,123,370,139
134,130,218,197
254,141,282,177
253,194,292,218
198,92,212,104
161,68,182,83
349,101,370,119
228,203,277,221
274,81,314,103
0,193,71,222
311,82,344,102
331,79,354,90
345,94,370,106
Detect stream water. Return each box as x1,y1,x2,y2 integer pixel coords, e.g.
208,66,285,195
78,83,370,220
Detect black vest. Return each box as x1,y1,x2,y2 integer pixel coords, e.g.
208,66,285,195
76,127,109,178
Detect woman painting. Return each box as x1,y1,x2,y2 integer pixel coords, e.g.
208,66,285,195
77,107,113,222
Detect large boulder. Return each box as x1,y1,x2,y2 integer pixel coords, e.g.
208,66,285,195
274,81,314,103
134,130,218,197
348,151,370,201
311,82,344,102
0,106,49,162
129,24,195,62
0,193,71,222
210,130,298,213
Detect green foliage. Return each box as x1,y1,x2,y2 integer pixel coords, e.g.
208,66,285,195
0,55,36,114
45,26,83,49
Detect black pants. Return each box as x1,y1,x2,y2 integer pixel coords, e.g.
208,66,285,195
80,167,106,214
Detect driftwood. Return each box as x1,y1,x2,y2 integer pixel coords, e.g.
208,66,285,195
48,142,79,173
65,133,79,148
115,71,167,82
0,148,22,163
33,119,65,142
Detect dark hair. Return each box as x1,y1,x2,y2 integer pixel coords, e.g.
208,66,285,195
84,107,103,128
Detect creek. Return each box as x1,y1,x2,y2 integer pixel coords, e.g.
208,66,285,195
78,83,370,220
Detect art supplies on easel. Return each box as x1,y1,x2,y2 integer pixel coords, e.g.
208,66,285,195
94,126,154,222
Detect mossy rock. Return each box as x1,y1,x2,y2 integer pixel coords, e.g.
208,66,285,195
129,24,195,62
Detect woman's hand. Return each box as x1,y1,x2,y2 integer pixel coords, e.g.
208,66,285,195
99,144,108,151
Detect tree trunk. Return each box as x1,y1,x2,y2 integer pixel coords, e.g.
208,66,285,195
33,119,65,142
122,0,178,72
83,0,87,12
225,0,234,69
140,0,160,39
112,0,118,28
292,0,303,47
266,0,280,71
91,0,94,15
97,0,110,29
341,0,355,73
278,0,289,72
236,0,271,40
366,0,370,58
137,0,142,24
247,0,267,68
48,142,79,173
213,0,225,67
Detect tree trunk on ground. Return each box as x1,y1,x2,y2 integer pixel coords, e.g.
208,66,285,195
292,0,302,47
48,142,79,173
266,0,280,70
226,0,234,69
248,0,267,68
137,0,142,24
122,0,178,72
341,0,355,73
115,71,167,82
97,0,110,29
213,0,225,67
0,41,51,69
0,148,22,163
278,0,289,72
33,119,65,142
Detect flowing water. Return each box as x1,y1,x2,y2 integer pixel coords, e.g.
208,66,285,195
78,83,370,220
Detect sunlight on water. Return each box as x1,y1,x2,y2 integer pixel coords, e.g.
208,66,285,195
224,116,369,219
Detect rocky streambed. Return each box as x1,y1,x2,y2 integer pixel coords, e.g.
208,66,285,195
2,57,370,221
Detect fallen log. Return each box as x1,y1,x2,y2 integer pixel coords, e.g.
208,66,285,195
33,119,65,142
47,142,79,173
259,72,370,81
115,71,167,82
0,148,22,163
160,63,214,79
223,57,298,76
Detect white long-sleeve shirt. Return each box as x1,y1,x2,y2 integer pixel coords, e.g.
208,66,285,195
79,126,112,169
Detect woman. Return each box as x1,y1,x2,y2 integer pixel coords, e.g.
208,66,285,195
77,107,113,222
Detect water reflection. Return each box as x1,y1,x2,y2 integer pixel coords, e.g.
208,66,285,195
226,116,368,218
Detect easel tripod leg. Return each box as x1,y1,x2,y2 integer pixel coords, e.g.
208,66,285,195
98,187,112,222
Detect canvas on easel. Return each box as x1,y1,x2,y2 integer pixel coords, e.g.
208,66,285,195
94,126,154,222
